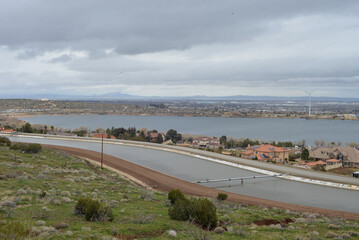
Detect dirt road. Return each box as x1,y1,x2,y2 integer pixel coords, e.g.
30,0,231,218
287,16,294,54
45,144,359,220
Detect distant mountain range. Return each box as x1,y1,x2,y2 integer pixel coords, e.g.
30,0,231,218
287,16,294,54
2,92,359,102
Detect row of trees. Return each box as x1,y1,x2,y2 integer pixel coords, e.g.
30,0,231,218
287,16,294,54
218,136,295,149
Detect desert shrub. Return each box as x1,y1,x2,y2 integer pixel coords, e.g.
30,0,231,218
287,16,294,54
0,220,31,240
0,137,11,146
168,189,185,205
216,193,228,201
10,143,42,153
191,198,218,230
74,197,89,215
168,198,192,221
169,197,218,230
74,197,113,222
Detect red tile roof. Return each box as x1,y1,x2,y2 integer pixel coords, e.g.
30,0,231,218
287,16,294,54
0,129,14,132
247,144,287,153
91,133,115,139
327,159,341,163
306,160,326,166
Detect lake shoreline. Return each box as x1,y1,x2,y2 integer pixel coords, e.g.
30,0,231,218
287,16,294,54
6,112,358,121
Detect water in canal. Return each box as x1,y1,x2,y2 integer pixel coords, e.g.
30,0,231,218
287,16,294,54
10,135,359,213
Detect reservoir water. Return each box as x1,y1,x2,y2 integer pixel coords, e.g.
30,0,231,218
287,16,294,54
8,135,359,213
21,114,359,145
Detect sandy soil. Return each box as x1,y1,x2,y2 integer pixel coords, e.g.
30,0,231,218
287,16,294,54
44,144,359,220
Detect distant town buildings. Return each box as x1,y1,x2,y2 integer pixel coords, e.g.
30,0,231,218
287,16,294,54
242,144,289,163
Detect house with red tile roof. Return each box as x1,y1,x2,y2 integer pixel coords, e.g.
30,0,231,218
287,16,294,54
0,128,14,133
325,159,342,170
242,144,289,163
91,133,115,139
304,159,342,170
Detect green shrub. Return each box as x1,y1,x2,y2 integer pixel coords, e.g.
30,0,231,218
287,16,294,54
84,199,101,221
192,198,218,230
74,197,90,215
74,197,113,222
0,220,31,240
168,198,192,221
168,197,218,230
10,143,42,153
216,192,228,201
168,189,185,205
0,137,11,146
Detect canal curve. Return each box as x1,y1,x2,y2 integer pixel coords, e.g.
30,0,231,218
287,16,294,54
7,134,359,213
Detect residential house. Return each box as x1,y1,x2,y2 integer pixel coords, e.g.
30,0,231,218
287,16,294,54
310,146,359,168
303,159,342,170
91,133,115,139
191,137,220,149
242,144,289,163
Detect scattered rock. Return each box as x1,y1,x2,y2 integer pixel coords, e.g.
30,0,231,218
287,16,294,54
65,230,73,237
349,231,359,237
326,231,338,238
61,191,71,197
270,224,282,230
37,174,45,180
328,224,342,230
295,218,308,223
213,227,225,233
47,226,57,234
1,201,16,208
101,236,112,240
52,199,61,205
110,200,119,207
42,206,49,212
288,225,295,230
82,226,91,232
38,232,50,238
307,213,318,219
61,197,71,203
17,189,27,195
55,223,69,229
167,230,177,237
35,220,46,226
340,234,351,239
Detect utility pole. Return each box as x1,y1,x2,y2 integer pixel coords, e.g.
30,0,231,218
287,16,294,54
101,133,104,169
304,91,313,116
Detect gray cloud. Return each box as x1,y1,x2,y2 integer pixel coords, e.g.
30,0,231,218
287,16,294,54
0,0,359,97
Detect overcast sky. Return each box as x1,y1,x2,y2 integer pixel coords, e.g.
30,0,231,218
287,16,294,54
1,0,359,98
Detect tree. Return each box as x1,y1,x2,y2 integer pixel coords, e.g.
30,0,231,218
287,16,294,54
22,123,33,133
166,129,182,144
301,148,309,160
157,134,164,144
219,135,227,145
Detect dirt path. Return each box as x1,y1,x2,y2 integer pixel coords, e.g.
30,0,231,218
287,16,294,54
44,144,359,220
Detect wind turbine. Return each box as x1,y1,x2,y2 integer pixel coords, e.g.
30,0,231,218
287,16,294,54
304,91,314,116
